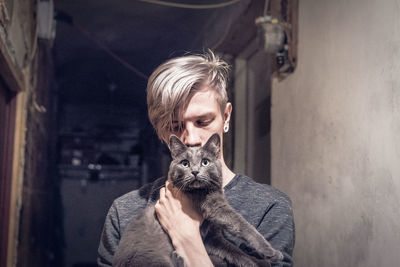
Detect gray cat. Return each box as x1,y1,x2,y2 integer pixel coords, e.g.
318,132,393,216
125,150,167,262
113,134,283,267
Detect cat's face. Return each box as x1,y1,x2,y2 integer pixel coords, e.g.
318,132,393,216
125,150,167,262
168,133,222,192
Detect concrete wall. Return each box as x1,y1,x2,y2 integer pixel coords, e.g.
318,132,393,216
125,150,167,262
271,0,400,266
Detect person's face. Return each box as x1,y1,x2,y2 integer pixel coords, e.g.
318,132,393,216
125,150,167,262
168,87,231,152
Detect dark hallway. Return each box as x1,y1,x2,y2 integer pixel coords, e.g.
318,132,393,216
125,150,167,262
53,1,243,265
2,0,276,266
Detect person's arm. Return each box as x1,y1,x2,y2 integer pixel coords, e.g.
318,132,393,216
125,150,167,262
154,180,214,267
258,195,295,267
98,203,120,267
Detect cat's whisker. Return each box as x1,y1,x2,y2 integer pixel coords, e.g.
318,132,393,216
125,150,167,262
177,184,185,193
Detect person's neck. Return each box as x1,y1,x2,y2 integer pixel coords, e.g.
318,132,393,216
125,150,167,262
220,160,235,188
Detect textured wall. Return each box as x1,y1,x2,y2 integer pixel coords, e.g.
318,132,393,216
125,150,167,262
0,0,36,72
271,0,400,266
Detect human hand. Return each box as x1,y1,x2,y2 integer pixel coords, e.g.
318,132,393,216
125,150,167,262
154,180,202,244
155,180,213,267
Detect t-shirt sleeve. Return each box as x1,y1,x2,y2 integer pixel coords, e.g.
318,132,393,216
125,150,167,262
97,202,121,267
257,195,295,267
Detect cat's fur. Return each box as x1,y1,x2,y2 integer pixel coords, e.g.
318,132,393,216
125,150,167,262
113,134,283,267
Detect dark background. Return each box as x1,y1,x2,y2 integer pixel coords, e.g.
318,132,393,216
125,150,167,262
53,1,255,266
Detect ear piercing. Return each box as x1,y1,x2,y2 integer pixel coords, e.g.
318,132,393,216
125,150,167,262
224,124,229,133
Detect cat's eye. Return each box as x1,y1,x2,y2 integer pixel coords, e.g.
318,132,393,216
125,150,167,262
181,160,190,167
201,159,210,166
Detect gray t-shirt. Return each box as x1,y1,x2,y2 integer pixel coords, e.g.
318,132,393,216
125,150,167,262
97,174,295,266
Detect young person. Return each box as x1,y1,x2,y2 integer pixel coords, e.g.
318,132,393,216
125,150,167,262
98,51,295,267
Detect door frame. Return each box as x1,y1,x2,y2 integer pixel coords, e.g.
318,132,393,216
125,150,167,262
233,39,273,184
0,76,17,267
0,37,25,267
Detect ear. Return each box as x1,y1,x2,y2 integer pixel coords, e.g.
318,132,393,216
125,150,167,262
168,135,186,158
224,102,232,124
203,133,220,158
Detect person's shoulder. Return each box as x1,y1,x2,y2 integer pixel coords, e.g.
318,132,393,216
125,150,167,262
112,176,166,208
225,174,292,227
111,187,141,209
109,176,166,233
226,174,292,206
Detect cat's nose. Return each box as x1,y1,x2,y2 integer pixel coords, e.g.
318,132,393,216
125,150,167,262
192,171,199,177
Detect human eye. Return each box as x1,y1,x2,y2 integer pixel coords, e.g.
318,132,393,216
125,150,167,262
181,159,190,167
196,118,213,127
201,158,210,166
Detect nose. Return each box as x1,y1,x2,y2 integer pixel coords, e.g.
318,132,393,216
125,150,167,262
182,123,201,147
191,171,199,177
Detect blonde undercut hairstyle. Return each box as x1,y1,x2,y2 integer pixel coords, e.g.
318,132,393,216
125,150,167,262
146,50,230,143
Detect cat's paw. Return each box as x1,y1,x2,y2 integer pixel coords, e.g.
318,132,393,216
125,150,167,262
240,243,283,262
171,251,185,267
258,247,283,262
267,249,283,262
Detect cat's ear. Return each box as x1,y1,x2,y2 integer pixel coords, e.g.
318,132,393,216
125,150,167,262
203,133,220,158
168,135,186,158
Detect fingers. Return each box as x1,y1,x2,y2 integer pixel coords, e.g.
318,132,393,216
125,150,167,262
166,179,180,198
157,184,176,209
166,179,175,193
155,183,180,233
159,186,166,200
155,180,203,234
155,186,166,214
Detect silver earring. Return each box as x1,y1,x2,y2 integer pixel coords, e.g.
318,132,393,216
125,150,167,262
224,124,229,133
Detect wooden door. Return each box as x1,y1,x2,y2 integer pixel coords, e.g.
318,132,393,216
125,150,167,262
0,77,16,267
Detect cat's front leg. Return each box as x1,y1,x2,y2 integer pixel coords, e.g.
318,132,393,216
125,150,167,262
204,201,283,262
240,228,283,262
204,229,271,267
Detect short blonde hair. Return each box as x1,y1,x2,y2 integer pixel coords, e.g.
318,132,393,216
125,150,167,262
146,51,230,142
